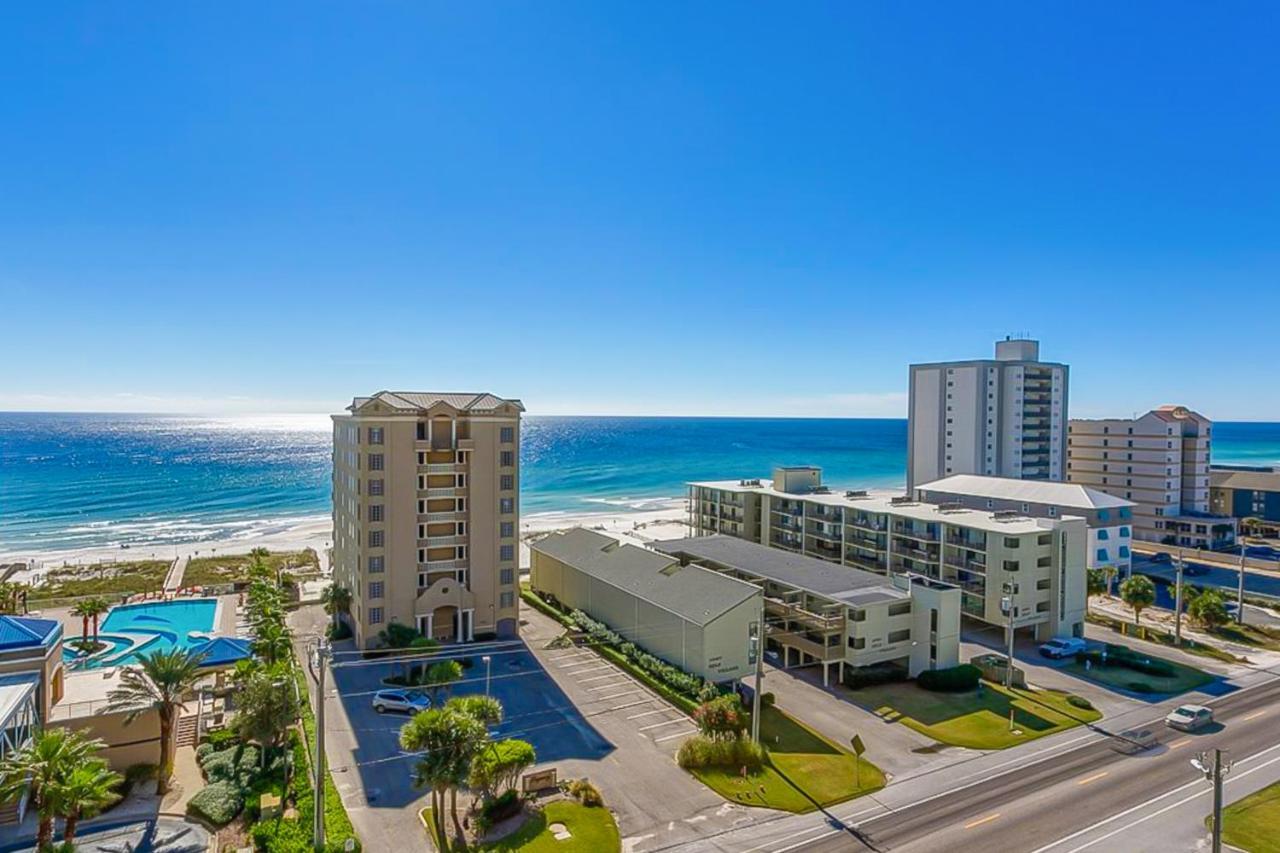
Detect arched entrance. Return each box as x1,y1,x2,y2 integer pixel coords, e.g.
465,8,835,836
430,605,458,643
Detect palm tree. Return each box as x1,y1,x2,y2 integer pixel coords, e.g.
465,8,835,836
322,585,352,631
0,728,107,850
71,599,97,646
252,622,292,666
0,582,21,615
1120,574,1157,628
1102,566,1119,598
81,597,111,644
105,648,206,795
49,760,122,843
400,708,487,851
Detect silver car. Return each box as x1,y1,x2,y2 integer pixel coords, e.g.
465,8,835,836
1165,704,1214,732
372,689,431,714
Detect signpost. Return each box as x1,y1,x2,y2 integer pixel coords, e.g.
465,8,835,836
850,734,866,788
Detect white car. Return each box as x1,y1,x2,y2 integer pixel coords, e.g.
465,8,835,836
372,689,431,714
1165,704,1214,732
1039,637,1087,659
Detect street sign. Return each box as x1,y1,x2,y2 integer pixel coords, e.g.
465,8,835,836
850,734,865,788
850,734,865,756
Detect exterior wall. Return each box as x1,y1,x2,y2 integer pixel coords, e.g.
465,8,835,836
0,642,64,722
902,577,962,675
530,549,756,682
333,397,521,649
49,707,162,771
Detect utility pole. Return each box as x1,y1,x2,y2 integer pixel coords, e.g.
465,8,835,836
1193,748,1233,853
313,638,330,851
1237,543,1248,625
751,596,764,744
1174,549,1185,647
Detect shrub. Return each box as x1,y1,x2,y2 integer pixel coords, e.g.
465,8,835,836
1066,695,1094,710
187,780,244,826
204,728,241,751
694,695,749,740
200,744,261,786
567,777,603,807
325,621,352,641
844,663,909,689
195,743,215,762
760,692,776,708
916,664,981,692
676,735,766,770
476,789,522,832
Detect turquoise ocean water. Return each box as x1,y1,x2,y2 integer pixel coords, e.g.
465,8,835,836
3,412,1279,555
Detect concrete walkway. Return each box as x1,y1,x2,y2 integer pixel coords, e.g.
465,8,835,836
159,746,206,815
163,555,189,592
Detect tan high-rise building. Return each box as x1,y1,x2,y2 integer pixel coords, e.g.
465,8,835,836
332,391,524,648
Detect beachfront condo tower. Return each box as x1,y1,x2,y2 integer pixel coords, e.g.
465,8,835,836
907,337,1069,490
332,391,525,648
1068,405,1237,550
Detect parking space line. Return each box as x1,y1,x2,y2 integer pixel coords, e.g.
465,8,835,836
639,718,690,731
591,689,644,702
653,729,698,743
579,672,626,683
586,699,653,716
561,663,611,674
625,708,670,720
587,681,631,692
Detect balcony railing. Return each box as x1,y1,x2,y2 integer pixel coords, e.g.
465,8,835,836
421,558,468,571
768,629,844,661
765,598,845,631
423,510,466,523
892,524,939,542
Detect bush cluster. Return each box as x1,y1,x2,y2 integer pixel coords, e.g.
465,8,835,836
1066,695,1094,710
566,777,604,807
843,662,909,689
1075,644,1175,677
676,735,766,770
571,609,707,698
475,788,522,832
201,743,262,787
916,664,982,692
187,780,245,826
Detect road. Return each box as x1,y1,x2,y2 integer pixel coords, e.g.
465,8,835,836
784,674,1280,852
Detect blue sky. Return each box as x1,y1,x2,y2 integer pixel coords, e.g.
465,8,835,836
2,3,1277,419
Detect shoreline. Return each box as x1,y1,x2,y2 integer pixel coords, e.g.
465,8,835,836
2,497,693,581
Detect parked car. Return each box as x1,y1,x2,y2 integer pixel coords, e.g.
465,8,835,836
372,689,431,714
1110,728,1159,754
1039,637,1087,659
1150,552,1172,563
1165,704,1214,732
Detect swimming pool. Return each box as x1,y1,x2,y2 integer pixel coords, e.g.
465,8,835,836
63,599,219,669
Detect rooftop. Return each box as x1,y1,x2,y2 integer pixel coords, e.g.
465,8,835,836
917,474,1134,510
531,528,760,625
655,536,911,606
1211,467,1280,492
690,478,1077,534
0,615,62,652
345,390,525,415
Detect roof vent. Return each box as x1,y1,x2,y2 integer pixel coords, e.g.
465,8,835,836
845,490,869,499
659,563,682,576
890,496,917,506
992,509,1025,522
813,486,831,494
739,478,762,487
936,502,967,514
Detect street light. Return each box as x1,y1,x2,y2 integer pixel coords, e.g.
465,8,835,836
482,655,492,696
1192,748,1233,853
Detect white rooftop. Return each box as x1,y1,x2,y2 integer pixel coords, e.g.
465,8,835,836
917,475,1135,510
690,478,1082,534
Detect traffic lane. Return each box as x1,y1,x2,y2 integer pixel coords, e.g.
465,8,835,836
787,676,1280,852
1132,556,1280,599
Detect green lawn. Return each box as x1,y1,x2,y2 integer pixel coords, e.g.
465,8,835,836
1060,653,1213,696
1214,779,1280,853
1211,621,1280,652
691,707,885,812
852,681,1101,750
28,559,169,604
422,801,620,852
182,548,319,587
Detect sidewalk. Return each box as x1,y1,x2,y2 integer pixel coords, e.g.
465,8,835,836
1088,596,1280,672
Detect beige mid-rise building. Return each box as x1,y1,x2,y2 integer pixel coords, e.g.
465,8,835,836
1067,406,1237,550
332,391,524,648
689,466,1088,642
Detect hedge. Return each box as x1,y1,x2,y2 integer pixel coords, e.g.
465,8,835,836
917,664,982,692
676,735,766,770
187,780,244,826
1075,645,1175,677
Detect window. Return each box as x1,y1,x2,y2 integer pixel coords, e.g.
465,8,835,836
368,453,384,471
368,479,384,496
888,602,911,617
1119,526,1130,537
1097,548,1109,562
1098,509,1110,522
888,629,911,643
500,451,515,467
369,607,384,624
368,556,384,573
500,474,514,491
368,427,384,445
1036,578,1051,590
368,530,384,548
369,581,384,599
500,568,514,585
500,426,514,443
1097,529,1109,540
500,544,515,562
1048,506,1057,517
369,504,383,522
500,522,514,538
850,610,867,623
500,498,514,514
1119,545,1130,558
848,636,866,650
1003,537,1021,548
1003,560,1020,571
499,592,515,609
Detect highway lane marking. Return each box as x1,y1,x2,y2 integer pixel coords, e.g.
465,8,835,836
1076,771,1108,786
1168,737,1192,749
741,804,887,853
964,813,1001,829
1243,709,1267,721
1029,740,1280,853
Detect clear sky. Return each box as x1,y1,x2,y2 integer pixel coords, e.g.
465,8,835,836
2,3,1277,419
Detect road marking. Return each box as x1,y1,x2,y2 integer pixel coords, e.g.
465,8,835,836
964,813,1000,829
639,718,690,731
1168,737,1192,749
579,672,625,683
586,699,652,716
1076,771,1108,786
587,680,631,691
625,708,669,720
1243,710,1267,721
592,690,643,702
653,729,698,743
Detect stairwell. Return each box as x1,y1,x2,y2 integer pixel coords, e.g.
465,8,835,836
175,713,199,747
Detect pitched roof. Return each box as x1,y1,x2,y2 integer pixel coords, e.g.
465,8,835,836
191,636,253,668
654,536,909,605
349,391,524,414
0,616,61,651
917,475,1133,510
531,528,760,626
1211,468,1280,493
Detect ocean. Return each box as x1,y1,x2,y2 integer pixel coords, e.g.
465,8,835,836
3,412,1280,556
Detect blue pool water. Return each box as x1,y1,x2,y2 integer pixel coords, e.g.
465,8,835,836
64,599,218,669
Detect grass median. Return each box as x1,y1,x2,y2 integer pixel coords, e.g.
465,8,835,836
1211,779,1280,852
421,800,620,852
853,681,1101,750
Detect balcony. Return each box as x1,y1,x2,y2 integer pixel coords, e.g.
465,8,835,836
423,462,467,474
848,517,888,533
944,556,986,573
419,535,467,548
844,553,885,573
772,506,804,518
423,510,467,523
421,558,469,571
765,597,845,632
893,542,939,562
425,487,467,498
945,534,986,550
892,524,938,543
768,629,844,662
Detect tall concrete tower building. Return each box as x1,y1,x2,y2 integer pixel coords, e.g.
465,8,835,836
331,391,524,648
908,338,1068,490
